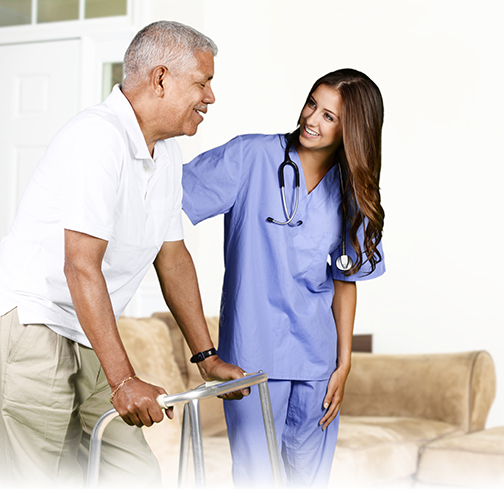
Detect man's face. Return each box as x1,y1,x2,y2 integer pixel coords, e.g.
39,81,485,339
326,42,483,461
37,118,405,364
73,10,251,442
160,50,215,137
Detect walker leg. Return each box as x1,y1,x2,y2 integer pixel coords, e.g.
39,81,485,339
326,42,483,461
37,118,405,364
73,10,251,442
188,399,205,486
86,409,119,488
178,403,191,488
258,381,283,487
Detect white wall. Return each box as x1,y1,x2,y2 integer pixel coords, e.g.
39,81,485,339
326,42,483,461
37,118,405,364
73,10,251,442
0,0,501,427
146,0,504,427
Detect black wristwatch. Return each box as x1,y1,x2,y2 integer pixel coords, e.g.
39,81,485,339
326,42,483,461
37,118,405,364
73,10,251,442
190,347,217,364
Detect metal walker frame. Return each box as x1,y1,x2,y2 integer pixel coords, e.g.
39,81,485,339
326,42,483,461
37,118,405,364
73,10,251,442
87,372,282,488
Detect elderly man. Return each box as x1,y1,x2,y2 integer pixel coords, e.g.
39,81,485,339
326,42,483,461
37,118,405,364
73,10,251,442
0,21,246,487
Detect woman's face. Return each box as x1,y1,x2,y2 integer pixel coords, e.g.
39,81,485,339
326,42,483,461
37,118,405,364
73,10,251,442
298,84,343,154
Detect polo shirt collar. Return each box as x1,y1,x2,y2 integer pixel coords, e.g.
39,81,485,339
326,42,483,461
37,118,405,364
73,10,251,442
105,84,154,161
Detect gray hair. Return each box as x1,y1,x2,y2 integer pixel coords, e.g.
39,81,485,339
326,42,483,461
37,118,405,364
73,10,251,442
123,21,217,89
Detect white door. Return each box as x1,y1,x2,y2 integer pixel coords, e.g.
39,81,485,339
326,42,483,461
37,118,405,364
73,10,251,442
0,39,81,238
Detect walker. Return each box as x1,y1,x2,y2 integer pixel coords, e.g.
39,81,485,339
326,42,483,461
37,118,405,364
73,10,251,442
86,372,282,487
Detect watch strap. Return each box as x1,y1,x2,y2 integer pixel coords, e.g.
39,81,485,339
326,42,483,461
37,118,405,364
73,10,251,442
190,347,217,364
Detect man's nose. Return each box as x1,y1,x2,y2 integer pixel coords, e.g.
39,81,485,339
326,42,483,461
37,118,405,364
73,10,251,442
204,84,216,104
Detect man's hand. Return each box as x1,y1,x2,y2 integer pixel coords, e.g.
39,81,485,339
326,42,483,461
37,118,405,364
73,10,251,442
111,377,174,427
197,356,250,400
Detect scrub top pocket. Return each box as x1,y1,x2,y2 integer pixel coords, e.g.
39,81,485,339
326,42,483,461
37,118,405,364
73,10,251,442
290,230,340,287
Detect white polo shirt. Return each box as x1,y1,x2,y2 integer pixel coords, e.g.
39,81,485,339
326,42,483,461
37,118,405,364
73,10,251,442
0,85,184,347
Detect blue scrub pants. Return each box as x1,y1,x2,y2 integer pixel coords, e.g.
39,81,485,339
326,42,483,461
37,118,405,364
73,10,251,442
224,379,339,488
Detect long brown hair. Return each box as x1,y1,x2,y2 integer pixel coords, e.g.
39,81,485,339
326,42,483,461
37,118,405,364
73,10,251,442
288,68,385,275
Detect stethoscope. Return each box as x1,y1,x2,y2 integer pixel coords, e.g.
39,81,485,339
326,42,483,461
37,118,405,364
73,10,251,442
266,144,354,272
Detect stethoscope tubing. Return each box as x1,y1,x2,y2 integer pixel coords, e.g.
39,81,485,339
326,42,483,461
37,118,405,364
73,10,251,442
267,138,353,271
266,149,302,226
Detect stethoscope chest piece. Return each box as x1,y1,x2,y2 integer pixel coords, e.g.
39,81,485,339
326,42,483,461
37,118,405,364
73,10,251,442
336,254,353,272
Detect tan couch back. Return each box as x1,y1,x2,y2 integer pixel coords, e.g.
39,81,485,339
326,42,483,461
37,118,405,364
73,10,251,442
118,314,496,439
341,351,496,433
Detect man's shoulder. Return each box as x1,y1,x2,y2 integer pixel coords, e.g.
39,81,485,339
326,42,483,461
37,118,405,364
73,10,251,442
69,105,125,137
52,105,127,155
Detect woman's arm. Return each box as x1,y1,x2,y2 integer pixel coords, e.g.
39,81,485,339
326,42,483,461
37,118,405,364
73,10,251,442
319,280,357,430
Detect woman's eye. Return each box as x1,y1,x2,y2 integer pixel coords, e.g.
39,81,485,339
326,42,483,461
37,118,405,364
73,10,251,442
308,99,316,108
325,113,334,122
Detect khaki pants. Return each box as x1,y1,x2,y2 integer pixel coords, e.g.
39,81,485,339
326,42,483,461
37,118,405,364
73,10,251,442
0,308,161,488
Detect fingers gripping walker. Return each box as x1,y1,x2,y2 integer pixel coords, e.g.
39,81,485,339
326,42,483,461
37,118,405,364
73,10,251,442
86,372,283,488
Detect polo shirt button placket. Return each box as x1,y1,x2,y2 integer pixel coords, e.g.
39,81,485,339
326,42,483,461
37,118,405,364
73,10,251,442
142,160,155,200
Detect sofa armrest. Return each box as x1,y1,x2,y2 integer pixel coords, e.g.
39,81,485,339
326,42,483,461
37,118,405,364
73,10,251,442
341,351,496,433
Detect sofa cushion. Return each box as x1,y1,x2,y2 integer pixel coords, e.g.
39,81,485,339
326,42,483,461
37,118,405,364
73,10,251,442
151,311,192,386
330,415,461,486
117,316,186,397
416,426,504,487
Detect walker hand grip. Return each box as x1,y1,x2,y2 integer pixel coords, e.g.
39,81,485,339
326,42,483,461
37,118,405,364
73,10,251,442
204,380,222,388
203,372,250,388
157,394,169,409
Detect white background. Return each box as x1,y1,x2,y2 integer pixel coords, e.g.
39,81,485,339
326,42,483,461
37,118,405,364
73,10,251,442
1,0,502,427
151,0,504,428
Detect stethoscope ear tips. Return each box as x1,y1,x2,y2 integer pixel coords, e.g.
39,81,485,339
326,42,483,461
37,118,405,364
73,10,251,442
296,221,303,226
266,217,274,223
336,254,353,272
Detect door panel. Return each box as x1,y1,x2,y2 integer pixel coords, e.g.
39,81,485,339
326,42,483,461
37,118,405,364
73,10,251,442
0,39,80,237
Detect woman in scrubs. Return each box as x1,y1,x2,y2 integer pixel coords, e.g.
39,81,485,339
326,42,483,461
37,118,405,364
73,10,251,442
182,68,385,487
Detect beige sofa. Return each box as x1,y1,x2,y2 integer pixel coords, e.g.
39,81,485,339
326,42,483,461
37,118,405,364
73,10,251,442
335,350,496,487
116,313,497,488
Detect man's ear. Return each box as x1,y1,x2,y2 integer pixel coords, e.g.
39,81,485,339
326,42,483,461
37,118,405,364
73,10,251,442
150,65,171,97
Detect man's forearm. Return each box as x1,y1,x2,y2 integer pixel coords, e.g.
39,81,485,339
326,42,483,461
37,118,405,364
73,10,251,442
154,240,214,355
154,240,248,396
64,229,135,389
65,258,135,389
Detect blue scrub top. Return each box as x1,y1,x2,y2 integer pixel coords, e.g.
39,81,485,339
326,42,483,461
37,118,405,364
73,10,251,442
183,134,385,380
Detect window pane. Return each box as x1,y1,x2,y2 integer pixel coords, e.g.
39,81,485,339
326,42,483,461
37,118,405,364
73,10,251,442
85,0,126,19
102,62,123,101
0,0,31,27
37,0,79,23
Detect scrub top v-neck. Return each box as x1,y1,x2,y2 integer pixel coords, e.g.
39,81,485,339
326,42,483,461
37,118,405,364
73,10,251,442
182,133,385,380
